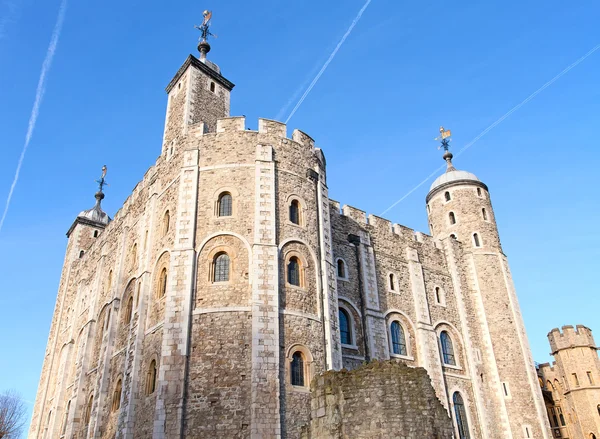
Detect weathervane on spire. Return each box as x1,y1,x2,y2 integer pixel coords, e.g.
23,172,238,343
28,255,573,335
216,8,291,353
96,165,108,192
435,126,452,152
195,10,215,43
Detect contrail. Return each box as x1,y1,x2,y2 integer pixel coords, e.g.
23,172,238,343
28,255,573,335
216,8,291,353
380,42,600,216
284,0,373,124
0,0,68,233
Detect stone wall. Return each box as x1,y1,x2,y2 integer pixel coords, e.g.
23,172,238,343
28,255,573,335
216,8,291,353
301,361,453,439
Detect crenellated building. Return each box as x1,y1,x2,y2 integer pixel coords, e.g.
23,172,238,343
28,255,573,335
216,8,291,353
538,325,600,439
29,19,553,439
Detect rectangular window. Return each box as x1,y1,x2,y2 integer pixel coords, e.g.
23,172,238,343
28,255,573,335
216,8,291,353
587,371,594,385
502,382,511,398
572,373,579,387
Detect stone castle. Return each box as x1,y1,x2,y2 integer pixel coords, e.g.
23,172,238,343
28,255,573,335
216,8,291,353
29,20,561,439
537,325,600,439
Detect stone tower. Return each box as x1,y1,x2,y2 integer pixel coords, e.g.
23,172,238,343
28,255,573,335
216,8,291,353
426,149,552,438
545,325,600,439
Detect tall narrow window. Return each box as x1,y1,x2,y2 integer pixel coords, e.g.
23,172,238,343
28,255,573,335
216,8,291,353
482,208,488,221
591,434,596,439
131,244,138,268
210,81,215,92
552,413,559,428
389,273,396,291
597,404,600,416
445,191,451,202
289,199,300,225
218,193,232,217
287,257,301,287
125,296,134,324
473,233,481,247
440,331,456,365
61,400,71,435
158,268,167,298
435,287,444,305
105,309,111,330
430,223,434,234
84,395,93,426
337,259,346,278
391,321,407,356
107,270,113,293
572,373,580,387
339,309,351,345
111,380,122,412
587,371,594,385
45,411,52,439
559,413,565,426
477,187,482,197
524,426,531,438
213,253,230,282
449,212,456,225
291,352,305,386
93,230,99,238
146,360,157,395
162,211,170,237
79,250,85,258
453,392,471,439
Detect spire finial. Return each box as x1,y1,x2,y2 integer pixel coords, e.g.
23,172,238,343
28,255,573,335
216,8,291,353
195,10,215,61
94,165,108,206
435,126,455,172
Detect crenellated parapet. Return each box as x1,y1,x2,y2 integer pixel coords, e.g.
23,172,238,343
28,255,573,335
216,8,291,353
548,325,597,353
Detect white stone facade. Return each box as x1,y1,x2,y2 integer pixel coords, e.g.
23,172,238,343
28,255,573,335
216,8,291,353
28,50,552,439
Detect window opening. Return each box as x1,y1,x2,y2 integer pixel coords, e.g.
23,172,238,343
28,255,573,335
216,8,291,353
445,191,451,201
210,81,215,92
573,373,580,387
389,273,395,291
84,395,93,425
214,253,230,282
146,360,157,395
449,212,456,225
158,268,168,298
453,392,471,439
61,400,71,435
337,259,346,278
291,352,305,386
435,287,441,304
162,211,170,237
440,331,456,365
93,230,98,238
482,208,488,221
339,309,351,345
391,321,407,356
587,371,594,385
79,250,85,258
218,193,232,217
125,296,133,324
473,233,481,247
287,257,301,287
289,199,300,225
112,380,122,412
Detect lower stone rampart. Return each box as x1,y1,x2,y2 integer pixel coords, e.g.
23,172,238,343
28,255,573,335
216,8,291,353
300,360,453,439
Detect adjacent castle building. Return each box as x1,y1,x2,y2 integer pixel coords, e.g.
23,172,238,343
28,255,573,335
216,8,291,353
29,17,554,439
538,325,600,439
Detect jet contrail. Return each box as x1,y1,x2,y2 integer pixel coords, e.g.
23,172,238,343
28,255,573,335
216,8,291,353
380,42,600,216
0,0,68,233
284,0,373,124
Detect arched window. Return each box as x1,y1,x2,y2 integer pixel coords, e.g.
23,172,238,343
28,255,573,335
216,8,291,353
453,392,471,439
93,230,99,238
291,352,305,386
218,193,232,217
84,394,93,425
131,243,138,268
473,233,481,247
450,233,457,240
591,434,596,439
559,413,566,426
482,208,488,221
337,259,346,278
146,360,157,395
162,210,170,237
389,273,396,291
287,257,301,287
289,199,301,225
391,321,407,356
79,250,85,258
213,253,230,282
111,380,122,412
61,400,71,435
449,212,456,225
45,410,52,439
552,414,559,428
105,309,111,330
339,309,351,345
106,270,113,293
210,81,215,92
440,331,456,365
445,191,451,202
158,268,167,298
430,223,434,234
125,296,134,324
477,187,482,197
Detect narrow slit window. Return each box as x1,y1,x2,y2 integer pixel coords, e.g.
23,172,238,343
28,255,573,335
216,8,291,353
389,273,395,291
210,81,215,92
125,296,133,324
587,371,594,385
162,210,170,237
477,187,482,197
213,253,230,282
337,259,346,278
473,233,481,247
111,380,122,412
445,191,451,202
287,257,301,287
391,321,407,356
291,352,305,386
84,395,93,425
572,373,579,387
435,287,441,304
93,230,99,238
339,309,351,345
79,250,85,258
289,199,300,225
482,208,488,221
218,193,232,217
449,212,456,225
158,268,168,298
146,360,157,395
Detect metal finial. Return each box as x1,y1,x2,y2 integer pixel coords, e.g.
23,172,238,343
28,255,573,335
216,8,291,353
95,165,108,195
434,127,455,171
195,10,216,60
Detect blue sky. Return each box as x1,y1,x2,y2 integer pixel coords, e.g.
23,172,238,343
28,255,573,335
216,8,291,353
0,0,598,429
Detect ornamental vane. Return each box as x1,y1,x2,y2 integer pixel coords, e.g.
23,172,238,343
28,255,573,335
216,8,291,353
195,10,215,43
435,126,452,152
96,165,108,192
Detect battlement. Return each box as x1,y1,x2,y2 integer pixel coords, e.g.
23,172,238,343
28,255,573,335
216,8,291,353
548,325,597,353
332,203,439,249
